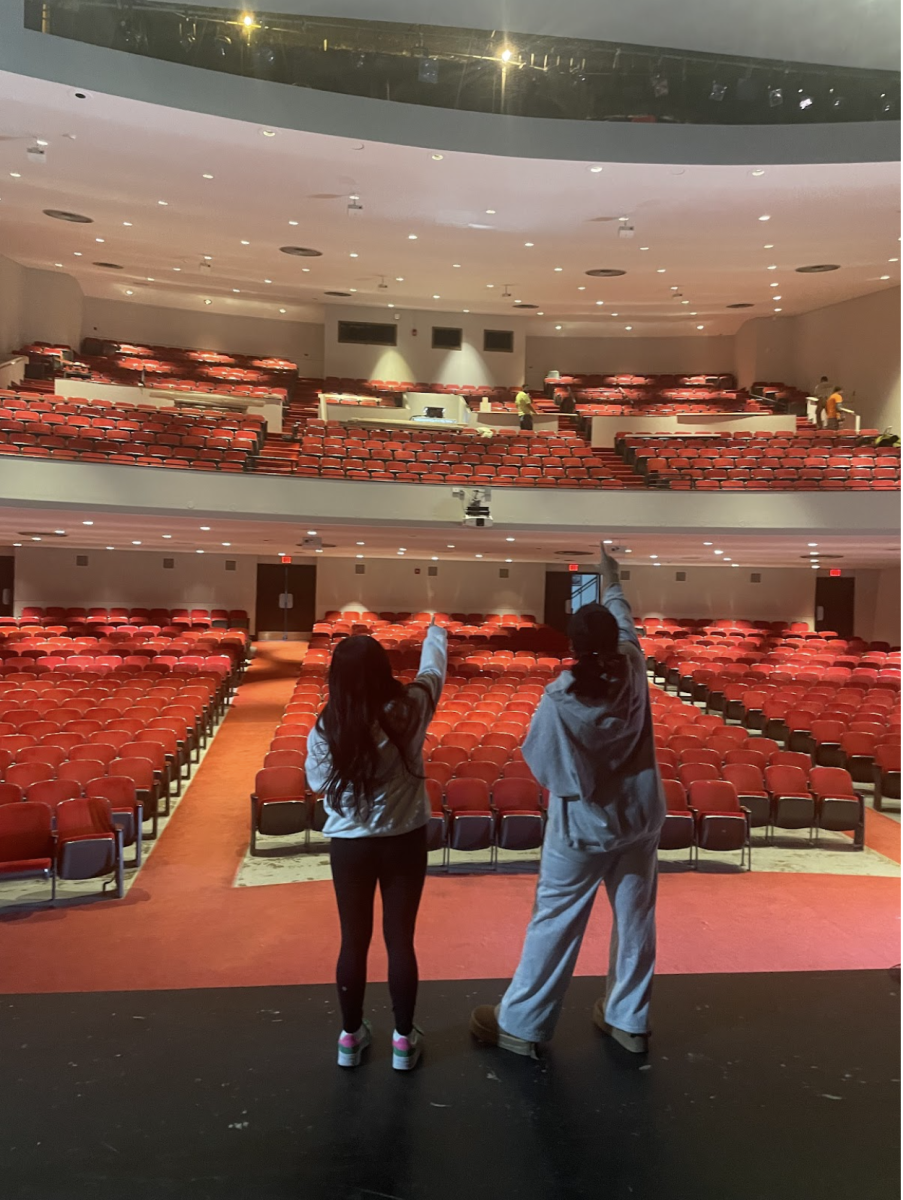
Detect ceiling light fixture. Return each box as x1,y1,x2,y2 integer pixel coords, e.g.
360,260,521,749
204,299,212,305
657,268,666,274
524,242,534,247
759,214,770,221
157,200,168,206
222,542,231,547
431,153,444,160
260,128,276,137
640,246,650,251
554,267,563,272
131,540,141,546
589,166,603,173
751,169,766,176
162,534,172,539
82,520,93,526
202,173,213,179
279,308,286,313
714,549,724,555
408,234,418,240
880,275,891,281
122,222,132,227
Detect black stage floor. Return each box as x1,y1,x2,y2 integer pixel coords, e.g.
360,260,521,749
0,972,898,1200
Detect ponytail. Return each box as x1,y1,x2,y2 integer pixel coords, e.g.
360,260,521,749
567,648,626,702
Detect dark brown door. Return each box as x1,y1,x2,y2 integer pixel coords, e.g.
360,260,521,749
255,563,316,635
544,571,573,634
815,575,855,639
0,556,13,617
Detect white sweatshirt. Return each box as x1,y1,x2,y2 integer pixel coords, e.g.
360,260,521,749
305,624,448,838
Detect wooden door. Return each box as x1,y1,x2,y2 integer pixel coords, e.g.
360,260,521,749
815,575,855,639
255,563,316,635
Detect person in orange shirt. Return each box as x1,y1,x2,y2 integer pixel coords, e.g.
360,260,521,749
825,386,844,430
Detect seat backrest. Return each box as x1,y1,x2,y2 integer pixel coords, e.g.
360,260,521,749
109,756,155,788
6,761,55,788
722,764,765,793
445,777,490,811
263,750,305,770
424,777,443,812
26,778,81,810
769,751,813,773
808,766,855,797
455,760,501,785
55,795,115,838
0,801,53,861
679,748,721,768
875,743,901,770
254,766,305,798
492,777,540,812
764,764,809,794
86,775,137,807
688,780,740,814
678,763,719,788
723,749,768,771
0,782,24,805
662,778,688,811
57,761,101,789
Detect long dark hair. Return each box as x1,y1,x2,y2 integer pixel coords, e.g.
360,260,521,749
566,602,626,702
317,635,430,819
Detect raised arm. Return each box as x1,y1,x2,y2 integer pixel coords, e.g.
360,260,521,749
599,544,640,650
414,619,448,708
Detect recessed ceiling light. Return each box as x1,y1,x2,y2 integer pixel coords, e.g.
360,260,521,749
880,275,891,281
536,311,543,315
759,215,770,221
279,308,286,313
577,286,586,291
697,324,705,329
463,309,470,313
241,240,250,246
200,526,211,531
196,549,205,554
395,276,404,282
147,276,155,281
763,244,774,249
453,263,461,268
204,299,212,305
260,128,276,137
158,200,168,206
31,537,41,542
524,242,534,247
408,234,418,240
288,220,299,227
35,138,49,147
611,312,619,317
387,303,394,308
447,544,455,549
625,325,632,331
770,282,779,288
202,173,213,179
890,258,899,263
506,537,515,542
767,264,777,270
485,209,496,215
774,308,782,312
204,255,212,260
356,554,364,559
595,300,604,306
9,172,21,178
714,549,724,555
54,262,62,267
689,311,697,316
162,534,172,539
431,153,444,160
670,285,679,290
751,169,765,176
125,289,134,295
773,295,782,300
589,166,603,173
640,246,650,251
657,268,666,274
475,553,483,558
221,542,231,547
681,299,689,304
623,549,632,554
131,540,141,546
73,252,82,256
315,548,323,554
724,557,732,562
307,530,317,535
105,545,114,550
653,562,661,568
302,267,310,272
122,221,132,227
555,324,562,330
811,563,819,569
349,252,358,258
233,288,240,293
649,554,658,559
82,520,93,525
553,267,563,272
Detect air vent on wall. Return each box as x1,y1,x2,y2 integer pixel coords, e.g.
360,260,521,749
795,264,840,273
43,209,93,223
225,560,237,571
585,268,627,277
553,550,594,558
17,531,66,538
76,555,88,567
428,566,438,577
279,246,323,257
513,303,539,309
620,569,631,580
163,558,174,569
354,563,365,574
726,303,754,309
499,568,509,578
751,572,762,583
675,571,686,581
93,262,124,270
325,291,353,297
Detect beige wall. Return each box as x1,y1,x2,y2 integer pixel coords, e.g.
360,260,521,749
0,254,24,357
315,557,546,618
525,334,736,387
21,268,84,349
82,297,324,373
790,287,901,432
13,547,258,622
323,305,527,387
854,567,902,645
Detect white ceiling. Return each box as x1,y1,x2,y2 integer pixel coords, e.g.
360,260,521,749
0,508,897,569
0,71,899,339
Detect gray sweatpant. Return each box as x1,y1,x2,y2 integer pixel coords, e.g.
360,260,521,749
498,830,659,1042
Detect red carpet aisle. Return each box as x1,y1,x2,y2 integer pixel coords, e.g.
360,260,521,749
1,643,899,995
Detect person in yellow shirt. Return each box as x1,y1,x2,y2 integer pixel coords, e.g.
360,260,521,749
514,386,537,432
825,386,843,430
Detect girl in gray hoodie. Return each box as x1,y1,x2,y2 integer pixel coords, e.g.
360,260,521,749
471,546,665,1056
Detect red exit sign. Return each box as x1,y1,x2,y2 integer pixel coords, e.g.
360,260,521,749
280,555,292,564
829,568,842,577
568,563,579,572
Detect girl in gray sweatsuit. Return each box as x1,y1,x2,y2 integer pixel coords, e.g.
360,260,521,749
472,546,665,1053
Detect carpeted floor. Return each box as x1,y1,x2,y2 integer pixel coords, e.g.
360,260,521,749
1,643,900,996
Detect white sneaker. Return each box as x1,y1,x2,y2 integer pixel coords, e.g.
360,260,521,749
392,1026,423,1071
337,1019,372,1068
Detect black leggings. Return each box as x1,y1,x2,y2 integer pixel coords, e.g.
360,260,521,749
329,826,428,1036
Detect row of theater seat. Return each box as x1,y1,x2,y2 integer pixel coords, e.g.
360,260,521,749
0,656,242,902
6,608,250,629
617,432,900,490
